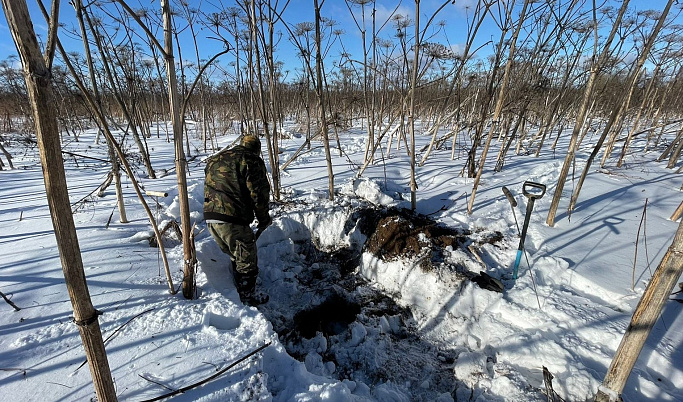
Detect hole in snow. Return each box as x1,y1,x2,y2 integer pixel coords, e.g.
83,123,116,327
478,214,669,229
293,293,361,338
255,205,506,399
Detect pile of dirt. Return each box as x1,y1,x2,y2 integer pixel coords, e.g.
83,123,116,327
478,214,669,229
363,208,501,271
366,214,431,259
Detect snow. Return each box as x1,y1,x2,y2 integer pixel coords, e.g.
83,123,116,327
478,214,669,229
0,122,682,401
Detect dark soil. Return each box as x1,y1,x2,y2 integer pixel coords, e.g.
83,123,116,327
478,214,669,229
361,207,502,271
293,293,361,338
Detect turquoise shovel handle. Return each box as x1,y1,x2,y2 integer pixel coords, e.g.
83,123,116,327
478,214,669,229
513,250,523,279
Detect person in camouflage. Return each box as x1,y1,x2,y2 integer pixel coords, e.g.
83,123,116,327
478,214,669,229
204,135,271,305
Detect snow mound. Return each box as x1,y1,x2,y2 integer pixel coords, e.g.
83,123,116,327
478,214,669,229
340,178,397,207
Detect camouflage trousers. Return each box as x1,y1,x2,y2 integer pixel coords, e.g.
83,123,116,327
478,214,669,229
207,222,258,276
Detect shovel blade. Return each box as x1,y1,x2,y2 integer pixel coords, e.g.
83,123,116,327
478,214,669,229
473,271,504,293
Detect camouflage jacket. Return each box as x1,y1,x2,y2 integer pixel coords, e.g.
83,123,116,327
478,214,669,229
204,145,270,226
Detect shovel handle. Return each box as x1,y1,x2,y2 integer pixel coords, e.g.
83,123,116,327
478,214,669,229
502,186,517,207
522,181,546,199
513,250,523,279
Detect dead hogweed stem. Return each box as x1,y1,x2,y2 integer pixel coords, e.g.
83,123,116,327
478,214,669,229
140,342,272,402
0,290,21,311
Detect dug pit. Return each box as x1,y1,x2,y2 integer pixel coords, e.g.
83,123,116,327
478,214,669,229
293,293,361,338
257,206,505,399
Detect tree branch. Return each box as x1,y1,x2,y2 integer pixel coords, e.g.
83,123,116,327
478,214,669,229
0,290,21,311
111,0,167,57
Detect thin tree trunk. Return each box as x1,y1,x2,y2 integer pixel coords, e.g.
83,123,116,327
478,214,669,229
667,124,683,169
468,0,531,215
546,0,630,227
1,1,117,400
75,0,127,223
408,0,421,210
0,141,13,169
345,0,373,166
265,7,284,200
594,214,683,401
161,0,195,299
314,0,334,200
170,22,192,159
249,0,278,199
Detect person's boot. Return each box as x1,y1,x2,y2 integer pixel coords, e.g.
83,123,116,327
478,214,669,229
234,271,268,306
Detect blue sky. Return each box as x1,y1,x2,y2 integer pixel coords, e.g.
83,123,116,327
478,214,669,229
0,0,677,79
0,1,473,62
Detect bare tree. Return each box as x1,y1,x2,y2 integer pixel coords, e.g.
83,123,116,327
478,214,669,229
110,0,196,298
546,0,631,227
408,1,420,210
0,1,116,400
314,0,335,200
247,0,281,200
467,0,532,214
0,134,14,169
161,0,196,298
73,0,127,223
259,0,291,201
345,0,375,165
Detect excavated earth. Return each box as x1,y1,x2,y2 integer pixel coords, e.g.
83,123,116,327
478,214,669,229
256,206,505,400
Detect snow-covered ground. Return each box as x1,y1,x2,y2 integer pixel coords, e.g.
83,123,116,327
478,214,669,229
0,120,681,401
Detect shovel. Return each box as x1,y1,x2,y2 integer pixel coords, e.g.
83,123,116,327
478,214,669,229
512,181,546,280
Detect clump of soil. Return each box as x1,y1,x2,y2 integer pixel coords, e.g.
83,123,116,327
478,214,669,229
370,215,419,257
363,208,501,270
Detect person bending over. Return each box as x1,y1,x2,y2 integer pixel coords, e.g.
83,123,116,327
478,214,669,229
204,135,271,305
